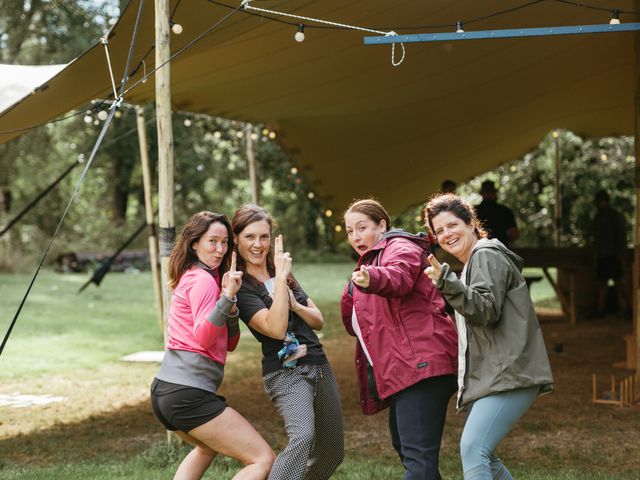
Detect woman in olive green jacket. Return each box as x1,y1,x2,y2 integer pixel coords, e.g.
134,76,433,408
424,193,553,480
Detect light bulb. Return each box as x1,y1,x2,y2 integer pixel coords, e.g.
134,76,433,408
325,209,333,218
268,131,276,139
307,192,315,199
184,118,192,127
335,225,343,233
171,23,183,34
610,10,620,25
83,115,93,124
114,110,122,118
295,24,305,42
262,128,269,136
456,21,464,33
97,110,108,121
290,167,298,174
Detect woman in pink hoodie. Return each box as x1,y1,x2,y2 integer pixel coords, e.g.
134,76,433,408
150,211,274,480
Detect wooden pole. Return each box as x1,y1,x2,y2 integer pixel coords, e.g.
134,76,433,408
553,131,562,247
155,0,176,444
136,105,163,333
634,1,640,376
246,123,259,204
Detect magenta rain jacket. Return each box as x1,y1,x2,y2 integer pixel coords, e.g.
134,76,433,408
340,230,458,415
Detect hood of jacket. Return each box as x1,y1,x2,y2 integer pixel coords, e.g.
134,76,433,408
360,228,431,264
472,238,523,271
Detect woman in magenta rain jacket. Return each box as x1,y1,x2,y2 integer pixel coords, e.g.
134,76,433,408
341,199,458,480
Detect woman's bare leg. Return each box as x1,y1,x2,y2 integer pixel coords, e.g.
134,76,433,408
173,431,216,480
188,407,275,480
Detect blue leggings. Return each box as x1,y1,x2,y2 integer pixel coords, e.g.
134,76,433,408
460,386,540,480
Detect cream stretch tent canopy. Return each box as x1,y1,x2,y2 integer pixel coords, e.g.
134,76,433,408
0,0,636,213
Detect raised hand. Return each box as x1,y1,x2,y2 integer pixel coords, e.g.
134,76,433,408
424,254,442,285
273,234,292,281
351,265,371,289
224,251,243,298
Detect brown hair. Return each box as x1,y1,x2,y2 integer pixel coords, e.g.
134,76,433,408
424,193,487,239
168,211,233,289
231,204,298,289
344,198,391,229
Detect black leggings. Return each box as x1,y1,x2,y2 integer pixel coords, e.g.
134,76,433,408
389,374,457,480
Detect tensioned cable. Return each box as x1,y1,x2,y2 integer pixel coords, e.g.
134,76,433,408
0,113,153,239
120,3,244,97
0,0,147,358
240,0,406,65
1,0,634,136
1,2,241,136
0,159,81,239
551,0,638,14
0,101,107,135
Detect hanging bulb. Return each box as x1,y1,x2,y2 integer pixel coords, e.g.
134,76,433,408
97,110,108,121
83,111,93,124
294,24,305,43
184,118,192,127
610,10,620,25
456,21,464,33
171,22,183,34
268,131,276,139
114,110,122,119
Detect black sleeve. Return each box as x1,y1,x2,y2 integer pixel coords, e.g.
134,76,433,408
236,285,268,325
292,283,309,306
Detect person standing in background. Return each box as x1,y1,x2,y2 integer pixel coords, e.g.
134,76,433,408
592,189,631,319
475,180,519,247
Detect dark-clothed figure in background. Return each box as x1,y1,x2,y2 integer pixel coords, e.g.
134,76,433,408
440,179,457,194
424,194,553,480
341,199,458,480
474,180,519,247
593,189,631,318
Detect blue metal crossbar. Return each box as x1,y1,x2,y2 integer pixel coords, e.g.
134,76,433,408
364,22,640,45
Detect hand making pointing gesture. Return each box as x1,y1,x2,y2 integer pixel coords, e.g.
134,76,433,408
424,254,443,286
222,251,243,299
351,265,371,289
274,234,292,281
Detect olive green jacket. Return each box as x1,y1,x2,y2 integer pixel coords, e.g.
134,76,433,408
437,238,553,409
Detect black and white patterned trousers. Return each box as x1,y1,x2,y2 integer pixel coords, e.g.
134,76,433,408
263,362,344,480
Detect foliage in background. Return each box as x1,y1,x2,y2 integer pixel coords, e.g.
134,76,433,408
395,131,636,248
0,2,637,272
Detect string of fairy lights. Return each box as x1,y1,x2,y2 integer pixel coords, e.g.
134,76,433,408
1,0,635,137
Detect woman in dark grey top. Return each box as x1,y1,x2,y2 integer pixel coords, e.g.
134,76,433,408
232,204,344,480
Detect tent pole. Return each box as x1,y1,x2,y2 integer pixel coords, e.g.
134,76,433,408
553,131,561,247
634,2,640,376
246,123,259,203
136,105,163,333
155,0,175,345
155,0,177,444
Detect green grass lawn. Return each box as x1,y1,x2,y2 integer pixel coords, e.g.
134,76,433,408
1,264,598,480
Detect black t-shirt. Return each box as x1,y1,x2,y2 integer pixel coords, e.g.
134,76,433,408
236,279,327,375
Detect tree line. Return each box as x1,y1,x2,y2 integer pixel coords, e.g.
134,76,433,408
0,1,635,271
